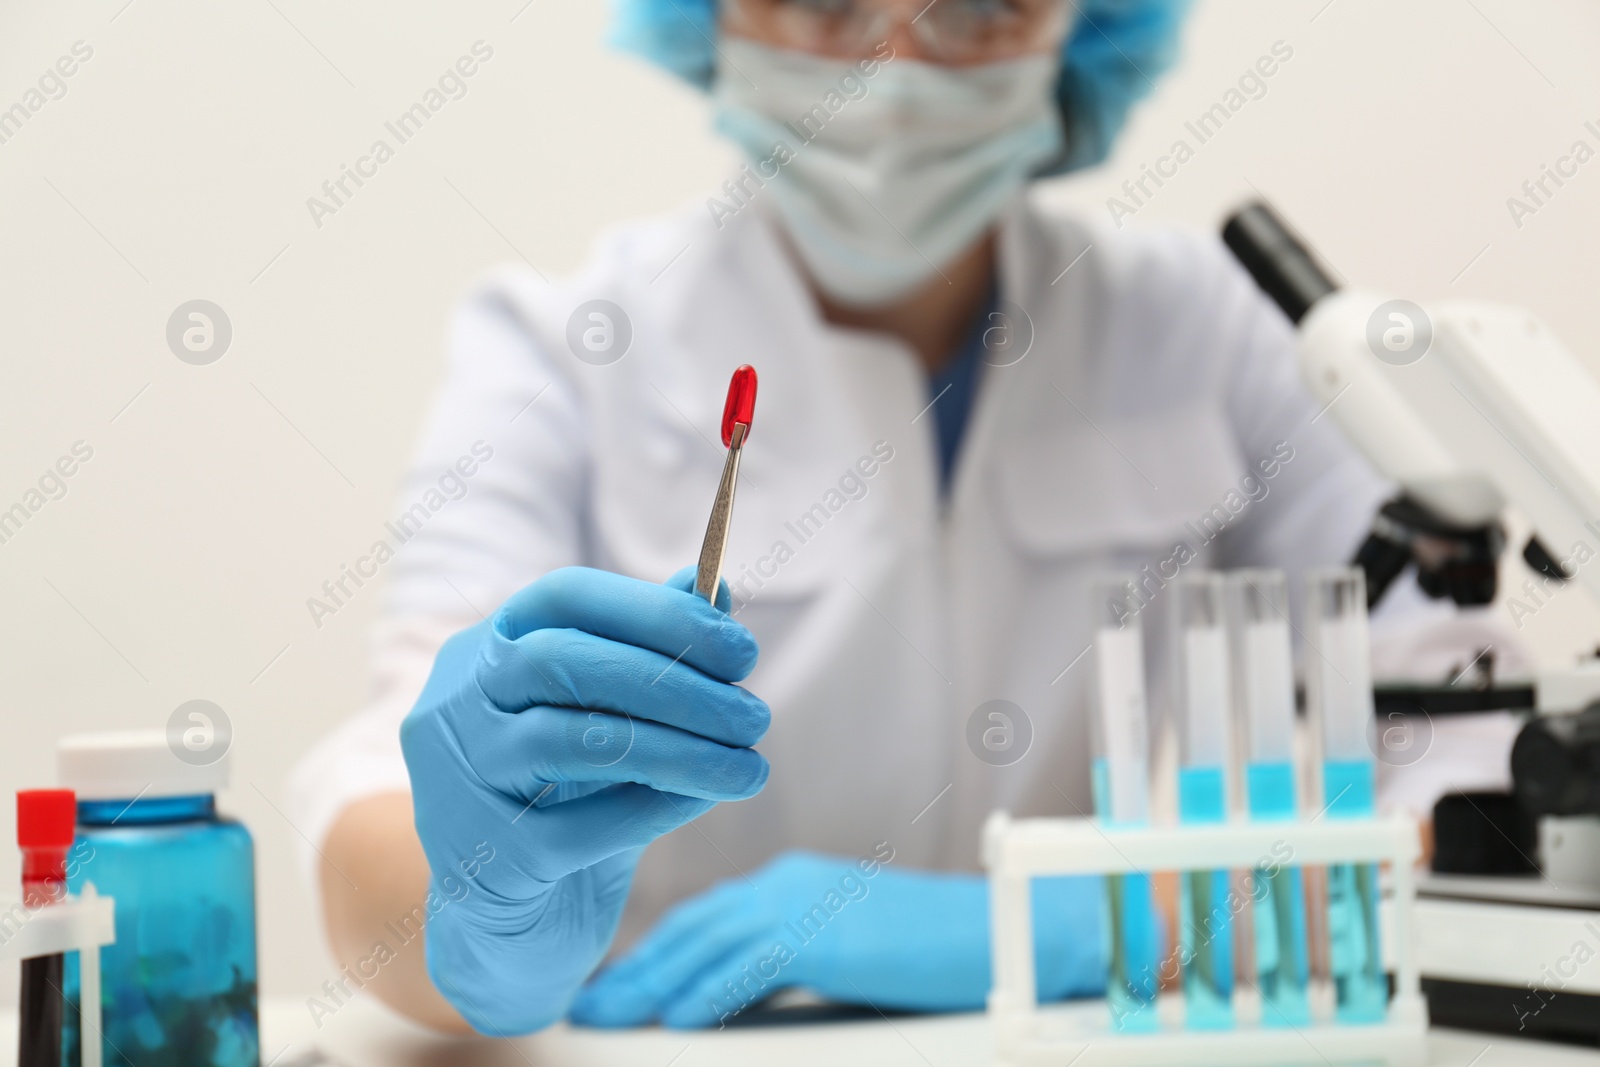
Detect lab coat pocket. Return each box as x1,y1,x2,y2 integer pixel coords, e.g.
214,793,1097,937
992,404,1246,560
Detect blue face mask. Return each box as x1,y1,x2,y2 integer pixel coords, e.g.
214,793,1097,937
712,38,1064,308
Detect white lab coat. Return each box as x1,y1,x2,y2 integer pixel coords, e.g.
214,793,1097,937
289,194,1520,950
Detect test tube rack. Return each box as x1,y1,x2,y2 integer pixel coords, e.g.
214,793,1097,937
984,812,1426,1067
0,884,116,1067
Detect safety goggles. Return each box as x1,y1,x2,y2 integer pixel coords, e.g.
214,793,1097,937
723,0,1072,65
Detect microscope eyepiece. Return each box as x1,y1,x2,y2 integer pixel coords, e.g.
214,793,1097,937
1221,202,1339,325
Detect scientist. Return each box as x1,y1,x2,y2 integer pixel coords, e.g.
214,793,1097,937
289,0,1468,1037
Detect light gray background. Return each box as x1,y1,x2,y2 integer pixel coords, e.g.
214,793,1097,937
0,0,1596,1008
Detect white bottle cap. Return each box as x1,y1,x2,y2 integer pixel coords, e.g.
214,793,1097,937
58,730,229,801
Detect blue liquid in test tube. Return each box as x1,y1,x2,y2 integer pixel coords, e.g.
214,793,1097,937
1175,572,1233,1029
1091,579,1159,1033
1307,568,1387,1024
1244,762,1311,1025
1322,762,1384,1022
1228,570,1310,1027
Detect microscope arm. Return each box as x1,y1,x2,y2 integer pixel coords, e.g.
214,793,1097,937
1223,204,1599,613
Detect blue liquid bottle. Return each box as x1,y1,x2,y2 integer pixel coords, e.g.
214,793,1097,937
1174,573,1233,1030
1306,569,1387,1024
58,730,260,1067
1226,569,1310,1028
1090,578,1159,1033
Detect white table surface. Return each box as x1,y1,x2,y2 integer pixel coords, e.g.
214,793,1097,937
256,998,1600,1067
5,998,1597,1066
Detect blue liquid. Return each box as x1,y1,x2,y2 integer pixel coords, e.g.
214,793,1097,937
1251,863,1311,1026
1105,872,1160,1032
1092,758,1159,1031
62,794,259,1067
1245,761,1310,1026
1323,759,1386,1023
1177,767,1232,1029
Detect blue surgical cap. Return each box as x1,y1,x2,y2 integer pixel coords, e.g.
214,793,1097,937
608,0,1193,174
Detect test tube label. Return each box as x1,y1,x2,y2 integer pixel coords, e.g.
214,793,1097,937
1095,626,1149,826
1315,615,1374,763
1182,625,1230,767
1243,619,1294,763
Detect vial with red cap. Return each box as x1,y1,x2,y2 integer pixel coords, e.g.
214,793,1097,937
18,788,76,907
16,789,77,1067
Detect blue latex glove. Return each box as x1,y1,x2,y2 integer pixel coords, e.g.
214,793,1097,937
570,850,1107,1029
400,565,771,1035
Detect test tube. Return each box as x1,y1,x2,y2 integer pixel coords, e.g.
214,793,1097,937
17,789,75,1067
1226,569,1310,1027
1305,567,1386,1023
1090,578,1159,1032
1174,572,1234,1029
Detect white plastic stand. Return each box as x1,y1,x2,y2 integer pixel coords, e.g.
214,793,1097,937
0,884,116,1067
983,813,1426,1067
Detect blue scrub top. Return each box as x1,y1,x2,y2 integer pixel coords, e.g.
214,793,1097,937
927,287,998,494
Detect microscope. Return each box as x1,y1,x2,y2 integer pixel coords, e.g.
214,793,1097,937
1224,203,1600,1044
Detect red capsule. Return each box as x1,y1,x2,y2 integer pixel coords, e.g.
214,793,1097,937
720,364,758,448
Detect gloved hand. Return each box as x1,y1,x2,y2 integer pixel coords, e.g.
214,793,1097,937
399,565,770,1035
569,849,1107,1029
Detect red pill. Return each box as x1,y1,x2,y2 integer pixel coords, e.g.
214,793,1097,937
720,365,758,448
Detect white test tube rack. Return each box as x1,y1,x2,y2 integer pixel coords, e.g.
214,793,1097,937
0,884,116,1067
984,812,1427,1067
